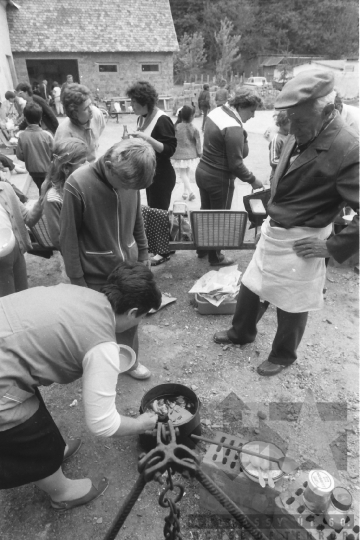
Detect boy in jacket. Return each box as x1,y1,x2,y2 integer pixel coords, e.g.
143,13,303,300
16,102,53,192
60,138,156,379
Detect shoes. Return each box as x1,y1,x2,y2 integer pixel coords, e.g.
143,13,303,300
257,360,287,377
182,193,188,200
188,192,196,201
63,439,82,463
210,256,235,267
127,363,151,380
197,251,208,259
51,476,109,511
151,254,170,266
213,330,233,344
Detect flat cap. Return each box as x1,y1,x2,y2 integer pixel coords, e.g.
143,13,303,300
275,70,335,109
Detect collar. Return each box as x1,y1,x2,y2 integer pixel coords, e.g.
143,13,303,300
298,111,341,152
26,124,42,131
138,107,159,132
221,104,243,127
92,157,114,190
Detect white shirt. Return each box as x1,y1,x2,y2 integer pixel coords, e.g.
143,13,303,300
82,342,135,437
341,104,359,132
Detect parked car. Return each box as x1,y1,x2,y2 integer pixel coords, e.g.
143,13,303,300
272,76,293,91
245,77,270,89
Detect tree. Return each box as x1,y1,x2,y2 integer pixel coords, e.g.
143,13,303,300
168,0,205,38
173,32,207,83
214,18,242,80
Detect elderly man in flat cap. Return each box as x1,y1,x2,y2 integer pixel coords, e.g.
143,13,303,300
214,70,359,377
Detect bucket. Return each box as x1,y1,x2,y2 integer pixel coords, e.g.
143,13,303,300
139,383,202,451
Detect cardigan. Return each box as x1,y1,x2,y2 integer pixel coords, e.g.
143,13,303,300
172,123,202,160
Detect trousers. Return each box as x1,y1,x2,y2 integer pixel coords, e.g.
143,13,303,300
227,284,308,366
195,162,235,263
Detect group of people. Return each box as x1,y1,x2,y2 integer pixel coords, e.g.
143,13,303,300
0,69,358,512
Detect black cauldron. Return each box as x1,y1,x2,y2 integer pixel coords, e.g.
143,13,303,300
139,383,202,451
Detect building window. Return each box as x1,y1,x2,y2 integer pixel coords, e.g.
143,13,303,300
142,64,159,72
98,64,118,73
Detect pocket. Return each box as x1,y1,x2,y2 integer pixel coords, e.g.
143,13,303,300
0,384,34,407
85,250,113,255
127,240,136,248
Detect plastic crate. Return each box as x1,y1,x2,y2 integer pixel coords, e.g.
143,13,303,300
195,293,237,315
190,210,248,250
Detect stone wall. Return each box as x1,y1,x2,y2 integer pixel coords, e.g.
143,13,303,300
12,51,174,97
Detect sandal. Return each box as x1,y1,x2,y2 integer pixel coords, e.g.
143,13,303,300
51,476,109,511
188,193,196,201
150,254,171,266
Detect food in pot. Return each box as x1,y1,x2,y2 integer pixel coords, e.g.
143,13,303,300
147,395,195,425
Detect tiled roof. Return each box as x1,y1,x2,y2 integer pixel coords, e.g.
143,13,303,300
7,0,179,53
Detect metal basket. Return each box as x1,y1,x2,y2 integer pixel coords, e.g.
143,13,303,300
190,210,248,250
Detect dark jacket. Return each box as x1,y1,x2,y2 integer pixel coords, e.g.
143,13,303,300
199,105,255,184
268,113,359,263
198,90,211,110
19,95,59,135
60,158,148,286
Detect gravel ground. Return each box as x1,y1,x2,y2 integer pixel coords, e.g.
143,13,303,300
0,111,358,540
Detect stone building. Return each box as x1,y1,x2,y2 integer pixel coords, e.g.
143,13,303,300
6,0,178,97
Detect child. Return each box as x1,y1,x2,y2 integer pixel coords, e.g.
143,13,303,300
43,137,87,249
171,105,202,201
16,102,53,193
269,110,290,184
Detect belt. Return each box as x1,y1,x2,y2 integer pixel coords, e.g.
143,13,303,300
269,219,286,228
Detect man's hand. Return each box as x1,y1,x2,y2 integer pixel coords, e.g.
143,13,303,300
293,237,330,258
251,178,264,190
137,411,158,433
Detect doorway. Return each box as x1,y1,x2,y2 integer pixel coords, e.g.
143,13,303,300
25,59,79,89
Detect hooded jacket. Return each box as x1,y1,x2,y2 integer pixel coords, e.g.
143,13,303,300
60,158,148,285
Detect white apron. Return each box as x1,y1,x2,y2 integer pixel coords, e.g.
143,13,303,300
242,217,332,313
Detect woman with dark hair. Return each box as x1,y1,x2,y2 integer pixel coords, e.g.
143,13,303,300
195,88,264,266
126,81,177,213
0,261,159,509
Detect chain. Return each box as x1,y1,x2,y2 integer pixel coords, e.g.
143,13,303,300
159,468,185,540
163,499,183,540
